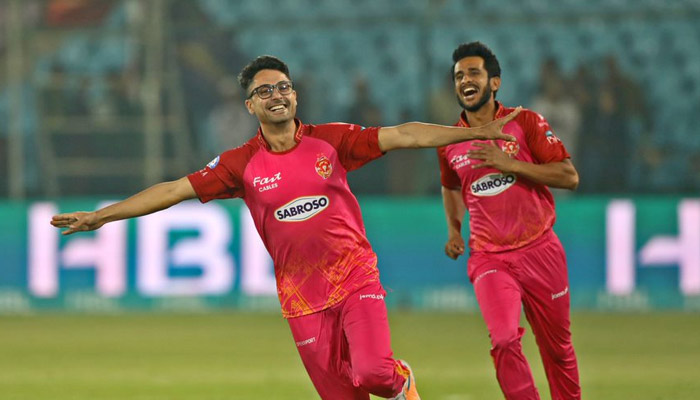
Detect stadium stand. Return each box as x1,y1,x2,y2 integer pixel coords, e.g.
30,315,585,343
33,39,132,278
0,0,698,196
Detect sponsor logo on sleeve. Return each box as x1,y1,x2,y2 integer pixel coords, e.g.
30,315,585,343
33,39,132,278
207,156,220,169
470,173,516,196
275,195,329,222
315,154,333,179
545,130,561,144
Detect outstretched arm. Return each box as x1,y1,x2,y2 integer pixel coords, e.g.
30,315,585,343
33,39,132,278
50,177,198,235
468,142,579,190
377,107,521,152
442,186,466,260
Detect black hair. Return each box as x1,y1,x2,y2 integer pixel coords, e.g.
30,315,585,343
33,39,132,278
451,41,501,80
237,55,291,94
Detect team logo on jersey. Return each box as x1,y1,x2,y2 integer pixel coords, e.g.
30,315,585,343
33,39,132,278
275,195,329,222
471,173,516,196
207,156,220,169
315,154,333,179
545,130,561,144
501,141,520,157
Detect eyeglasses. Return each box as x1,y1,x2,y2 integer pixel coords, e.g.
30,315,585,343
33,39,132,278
247,81,294,99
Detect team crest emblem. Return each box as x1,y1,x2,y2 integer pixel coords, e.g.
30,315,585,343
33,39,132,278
315,154,333,179
501,141,520,157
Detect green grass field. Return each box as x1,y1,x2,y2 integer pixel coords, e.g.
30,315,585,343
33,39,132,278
1,312,698,399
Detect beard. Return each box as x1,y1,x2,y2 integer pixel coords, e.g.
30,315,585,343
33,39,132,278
457,83,492,112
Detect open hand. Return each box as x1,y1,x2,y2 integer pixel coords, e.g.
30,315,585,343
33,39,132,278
468,141,516,172
50,211,103,235
473,106,521,141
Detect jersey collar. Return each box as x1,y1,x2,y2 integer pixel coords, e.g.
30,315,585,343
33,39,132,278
458,101,505,127
256,118,305,151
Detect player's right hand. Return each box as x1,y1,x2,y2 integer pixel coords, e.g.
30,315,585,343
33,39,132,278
50,211,104,235
444,235,465,260
475,106,522,142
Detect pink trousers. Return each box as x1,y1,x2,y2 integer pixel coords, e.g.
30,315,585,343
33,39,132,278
287,281,406,399
468,230,581,399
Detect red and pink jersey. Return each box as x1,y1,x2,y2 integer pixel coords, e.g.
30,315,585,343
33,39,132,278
437,103,570,253
188,120,383,318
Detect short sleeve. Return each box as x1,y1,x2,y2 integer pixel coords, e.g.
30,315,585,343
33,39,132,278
187,149,248,203
437,146,461,189
314,123,383,171
522,111,570,164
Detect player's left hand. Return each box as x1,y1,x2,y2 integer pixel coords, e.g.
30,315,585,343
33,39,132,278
468,141,516,172
444,235,465,260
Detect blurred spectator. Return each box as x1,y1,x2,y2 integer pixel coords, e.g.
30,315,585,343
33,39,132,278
39,64,80,163
530,59,582,197
531,58,581,163
570,64,598,192
204,76,258,156
291,67,323,124
170,0,246,157
387,107,440,196
599,55,659,193
577,84,629,193
67,76,91,117
427,73,461,126
0,81,40,196
345,75,386,194
570,64,597,128
0,2,5,56
604,56,649,125
689,152,700,192
92,70,141,124
0,1,696,198
40,64,71,117
573,56,654,193
346,75,383,127
44,0,116,27
0,63,6,196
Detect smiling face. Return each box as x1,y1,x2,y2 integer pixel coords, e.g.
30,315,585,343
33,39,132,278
244,69,297,125
453,56,500,112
